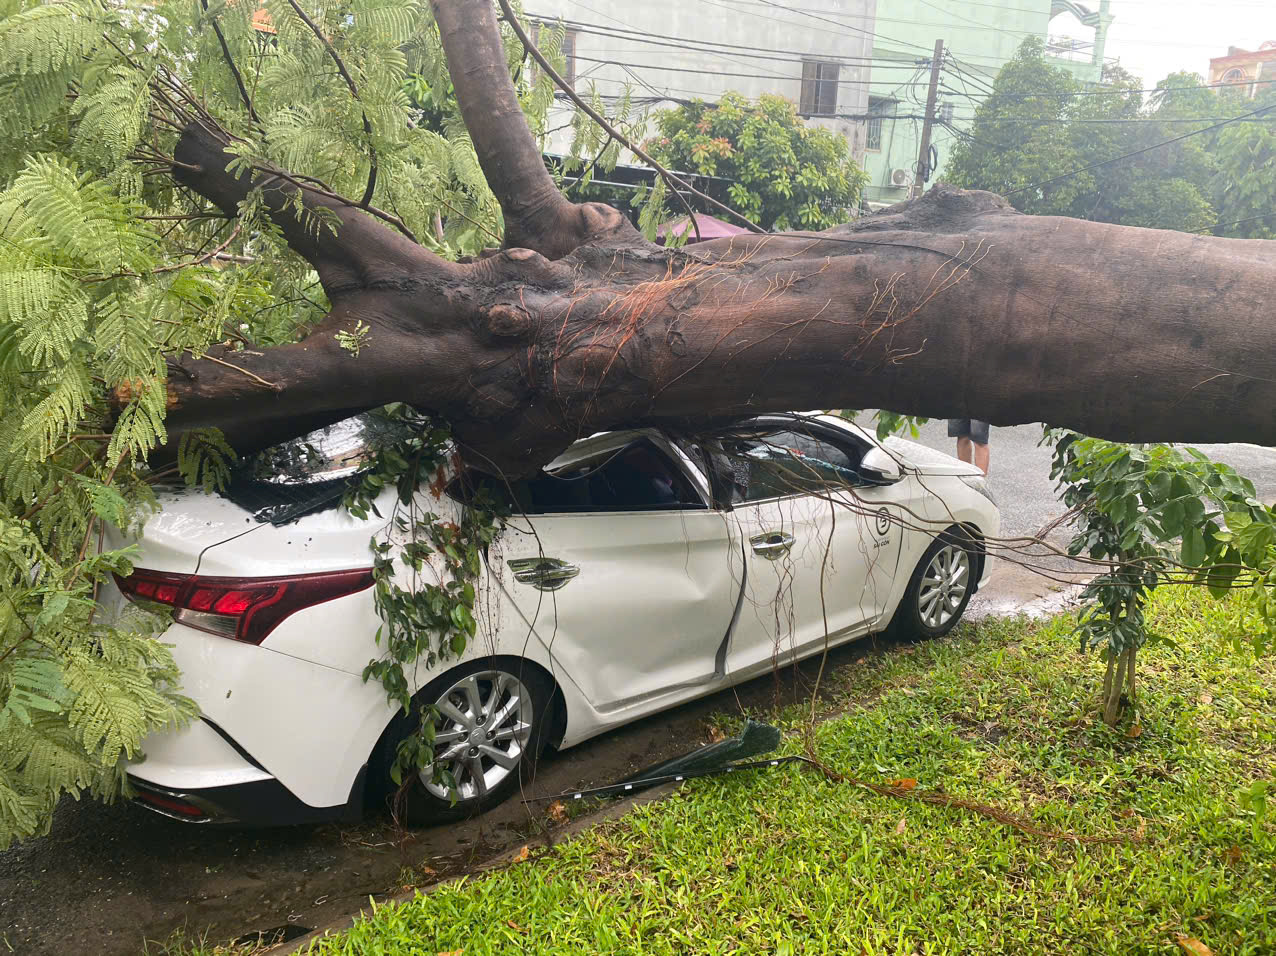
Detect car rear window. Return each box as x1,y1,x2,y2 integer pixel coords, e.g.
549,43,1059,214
240,413,418,485
223,411,421,525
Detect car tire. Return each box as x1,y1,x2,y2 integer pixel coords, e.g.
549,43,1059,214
885,528,977,641
371,657,555,825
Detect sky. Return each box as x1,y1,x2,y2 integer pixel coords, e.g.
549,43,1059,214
1055,0,1276,86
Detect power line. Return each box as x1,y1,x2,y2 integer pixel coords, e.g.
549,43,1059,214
958,0,1273,11
556,88,929,123
576,49,925,72
564,60,1274,123
941,68,1276,101
928,101,1276,123
573,54,927,87
692,0,935,55
526,13,920,67
1205,212,1276,233
531,0,869,88
767,1,1270,53
1006,99,1276,196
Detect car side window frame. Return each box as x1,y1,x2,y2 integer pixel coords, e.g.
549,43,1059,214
714,425,873,506
447,431,714,517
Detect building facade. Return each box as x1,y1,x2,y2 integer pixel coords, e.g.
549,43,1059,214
1209,42,1276,98
861,0,1113,207
530,0,878,166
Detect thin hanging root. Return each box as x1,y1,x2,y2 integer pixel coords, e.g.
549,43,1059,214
799,747,1140,846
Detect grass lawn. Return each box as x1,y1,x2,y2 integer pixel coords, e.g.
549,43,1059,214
305,587,1276,955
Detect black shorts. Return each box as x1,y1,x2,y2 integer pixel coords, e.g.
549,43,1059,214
947,418,990,444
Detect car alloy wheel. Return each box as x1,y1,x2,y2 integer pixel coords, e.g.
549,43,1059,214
916,542,971,630
421,670,535,803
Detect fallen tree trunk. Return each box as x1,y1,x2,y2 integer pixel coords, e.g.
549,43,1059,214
149,0,1276,477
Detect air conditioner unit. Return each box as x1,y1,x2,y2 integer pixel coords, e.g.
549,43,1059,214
890,168,912,188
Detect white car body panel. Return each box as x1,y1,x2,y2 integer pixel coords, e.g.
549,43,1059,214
496,510,736,711
128,713,273,791
109,415,998,820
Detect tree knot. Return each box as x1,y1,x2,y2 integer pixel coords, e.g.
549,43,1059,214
484,303,533,338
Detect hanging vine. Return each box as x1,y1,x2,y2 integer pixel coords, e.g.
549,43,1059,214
343,404,509,788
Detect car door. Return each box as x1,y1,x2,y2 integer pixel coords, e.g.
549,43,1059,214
491,433,740,712
712,422,905,673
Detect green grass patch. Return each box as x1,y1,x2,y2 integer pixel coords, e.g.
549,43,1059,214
307,588,1276,955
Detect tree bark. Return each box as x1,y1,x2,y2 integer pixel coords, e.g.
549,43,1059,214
143,1,1276,479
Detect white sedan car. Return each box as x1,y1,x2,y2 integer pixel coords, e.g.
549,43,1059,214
106,413,997,826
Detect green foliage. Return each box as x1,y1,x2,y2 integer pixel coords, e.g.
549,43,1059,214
945,38,1275,236
334,319,371,358
344,406,507,788
1211,87,1276,239
307,592,1276,955
945,38,1083,216
177,429,237,494
1046,430,1276,723
0,0,554,844
646,92,868,232
0,517,197,849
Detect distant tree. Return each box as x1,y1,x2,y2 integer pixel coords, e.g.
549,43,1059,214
645,92,868,232
945,40,1227,234
943,38,1082,215
1211,86,1276,239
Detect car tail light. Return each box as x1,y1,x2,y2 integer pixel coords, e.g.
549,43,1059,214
114,567,373,645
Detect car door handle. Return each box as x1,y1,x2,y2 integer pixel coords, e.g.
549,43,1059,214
750,531,795,560
507,557,581,591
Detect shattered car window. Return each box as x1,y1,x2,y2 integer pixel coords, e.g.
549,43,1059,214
241,412,418,485
224,410,422,525
719,429,866,503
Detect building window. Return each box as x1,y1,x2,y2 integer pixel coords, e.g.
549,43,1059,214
533,23,577,90
800,60,840,116
865,97,895,151
1221,67,1247,87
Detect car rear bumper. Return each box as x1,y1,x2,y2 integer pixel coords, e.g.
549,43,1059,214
129,768,366,826
127,715,368,825
120,613,400,822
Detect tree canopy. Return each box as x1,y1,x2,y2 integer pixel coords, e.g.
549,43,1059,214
645,91,869,232
944,37,1276,237
0,0,544,846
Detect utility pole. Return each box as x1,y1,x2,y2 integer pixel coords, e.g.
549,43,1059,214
912,39,945,200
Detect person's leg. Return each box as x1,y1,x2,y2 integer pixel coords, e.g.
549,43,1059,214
969,420,990,475
972,441,989,475
949,419,972,463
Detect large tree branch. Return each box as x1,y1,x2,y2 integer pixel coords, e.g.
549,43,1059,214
143,10,1276,483
151,170,1276,479
429,0,638,259
491,0,763,238
445,188,1276,473
172,121,433,296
